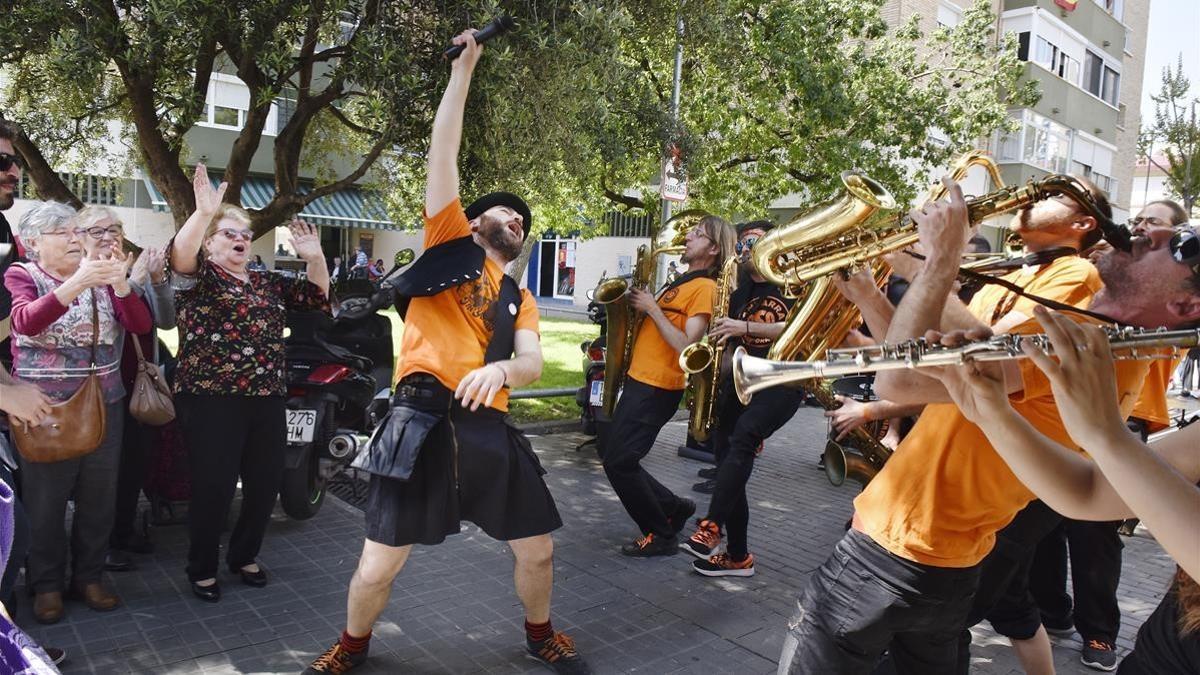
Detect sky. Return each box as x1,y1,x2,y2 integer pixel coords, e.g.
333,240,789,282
1139,0,1200,127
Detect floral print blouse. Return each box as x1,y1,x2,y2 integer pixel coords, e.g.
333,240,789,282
172,260,330,396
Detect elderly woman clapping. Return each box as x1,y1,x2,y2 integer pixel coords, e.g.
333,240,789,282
2,201,152,625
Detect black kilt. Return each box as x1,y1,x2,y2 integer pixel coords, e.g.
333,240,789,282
365,381,562,547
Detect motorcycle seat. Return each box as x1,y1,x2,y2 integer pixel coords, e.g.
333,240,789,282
287,340,374,373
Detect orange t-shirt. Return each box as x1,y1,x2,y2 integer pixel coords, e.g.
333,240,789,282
393,199,539,412
967,255,1102,325
853,317,1149,568
853,255,1131,569
1130,358,1179,432
626,276,716,391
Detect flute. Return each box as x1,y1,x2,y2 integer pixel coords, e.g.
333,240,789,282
732,327,1200,405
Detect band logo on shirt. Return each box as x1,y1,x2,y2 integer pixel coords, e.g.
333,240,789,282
739,296,789,349
457,278,499,332
660,287,679,304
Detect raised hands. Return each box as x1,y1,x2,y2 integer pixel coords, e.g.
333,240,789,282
909,177,969,271
448,30,484,73
288,219,322,262
193,163,228,219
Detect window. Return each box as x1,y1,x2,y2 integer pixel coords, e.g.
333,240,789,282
1093,0,1123,22
1101,66,1120,106
1023,112,1071,173
1083,51,1119,107
17,172,119,205
1124,27,1133,55
1033,37,1079,85
1071,161,1115,195
936,2,962,29
1017,32,1030,62
212,105,241,127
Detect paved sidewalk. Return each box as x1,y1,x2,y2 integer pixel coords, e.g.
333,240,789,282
18,407,1176,674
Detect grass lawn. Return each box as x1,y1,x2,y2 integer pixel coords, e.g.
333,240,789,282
157,312,599,423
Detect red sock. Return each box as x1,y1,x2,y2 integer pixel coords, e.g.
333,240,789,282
340,630,371,653
525,619,553,643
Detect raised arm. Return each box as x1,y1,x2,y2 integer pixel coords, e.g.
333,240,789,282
169,164,227,275
425,31,483,218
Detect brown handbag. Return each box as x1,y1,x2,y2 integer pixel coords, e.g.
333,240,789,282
128,334,175,425
10,292,108,463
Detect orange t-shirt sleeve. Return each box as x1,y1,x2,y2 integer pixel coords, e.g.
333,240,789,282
516,289,540,336
424,198,470,248
684,280,716,319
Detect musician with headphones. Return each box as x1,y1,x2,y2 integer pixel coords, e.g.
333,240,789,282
779,178,1200,674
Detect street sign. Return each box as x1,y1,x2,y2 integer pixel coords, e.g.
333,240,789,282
660,157,688,202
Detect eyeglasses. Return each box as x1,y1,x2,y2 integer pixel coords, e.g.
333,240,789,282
216,228,254,242
0,152,23,173
1170,228,1199,277
689,227,713,244
736,236,760,254
79,225,123,240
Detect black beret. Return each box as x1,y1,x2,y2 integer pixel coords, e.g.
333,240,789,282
465,191,533,240
737,219,774,236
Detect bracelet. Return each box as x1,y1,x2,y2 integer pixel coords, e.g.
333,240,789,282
744,321,751,337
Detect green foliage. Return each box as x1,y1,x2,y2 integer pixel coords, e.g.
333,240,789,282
2,0,1034,239
1144,55,1199,213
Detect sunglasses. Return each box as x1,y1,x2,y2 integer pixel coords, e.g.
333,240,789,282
216,228,254,242
0,152,23,173
1170,228,1199,277
736,236,760,254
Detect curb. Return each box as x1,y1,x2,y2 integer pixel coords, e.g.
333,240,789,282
518,417,585,435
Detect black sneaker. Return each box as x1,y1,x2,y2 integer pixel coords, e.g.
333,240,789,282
697,467,718,479
304,642,368,674
620,533,678,557
43,647,66,666
1042,617,1075,638
669,498,696,537
691,479,716,494
526,631,592,674
680,520,721,559
1081,639,1118,671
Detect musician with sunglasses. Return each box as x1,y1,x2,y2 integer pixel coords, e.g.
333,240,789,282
168,165,330,603
779,179,1200,675
679,220,801,577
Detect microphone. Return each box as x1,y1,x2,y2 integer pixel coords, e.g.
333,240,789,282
443,16,516,60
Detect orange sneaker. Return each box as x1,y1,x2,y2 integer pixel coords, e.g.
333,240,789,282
693,552,755,577
680,519,722,559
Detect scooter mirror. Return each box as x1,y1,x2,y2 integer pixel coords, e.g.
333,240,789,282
394,248,415,268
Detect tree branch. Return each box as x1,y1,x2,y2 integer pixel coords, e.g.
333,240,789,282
0,113,82,208
303,125,395,203
326,106,382,138
603,186,646,211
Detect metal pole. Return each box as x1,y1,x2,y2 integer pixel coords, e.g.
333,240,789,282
660,10,685,230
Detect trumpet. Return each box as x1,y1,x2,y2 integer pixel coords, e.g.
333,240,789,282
732,327,1200,405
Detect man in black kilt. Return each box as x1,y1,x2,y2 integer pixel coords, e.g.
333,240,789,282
304,30,589,675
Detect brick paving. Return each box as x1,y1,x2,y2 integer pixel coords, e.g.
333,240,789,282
16,406,1178,674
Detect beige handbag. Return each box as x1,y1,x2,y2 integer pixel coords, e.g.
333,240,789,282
128,334,175,426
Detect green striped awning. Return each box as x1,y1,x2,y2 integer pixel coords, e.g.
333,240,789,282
142,172,398,231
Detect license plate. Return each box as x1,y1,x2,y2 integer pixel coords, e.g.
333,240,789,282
589,381,604,407
286,409,317,444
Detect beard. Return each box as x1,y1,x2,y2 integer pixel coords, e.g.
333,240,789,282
1093,247,1134,293
479,213,523,261
0,190,14,211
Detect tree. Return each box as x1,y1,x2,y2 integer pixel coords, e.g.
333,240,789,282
1144,55,1199,213
2,0,1033,245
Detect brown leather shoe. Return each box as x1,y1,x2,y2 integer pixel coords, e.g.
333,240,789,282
32,591,64,624
73,582,121,612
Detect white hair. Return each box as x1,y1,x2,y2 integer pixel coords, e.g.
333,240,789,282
15,201,77,242
73,204,122,233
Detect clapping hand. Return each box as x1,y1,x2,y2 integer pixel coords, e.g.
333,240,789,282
130,246,167,287
288,219,322,262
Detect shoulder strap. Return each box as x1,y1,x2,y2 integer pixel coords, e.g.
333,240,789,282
90,289,99,368
484,275,522,365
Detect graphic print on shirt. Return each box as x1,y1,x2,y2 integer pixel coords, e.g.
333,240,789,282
738,295,789,350
457,277,499,334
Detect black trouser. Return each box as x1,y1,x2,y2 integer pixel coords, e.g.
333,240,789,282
706,382,801,559
1030,518,1124,644
111,404,154,546
780,529,980,674
600,378,684,538
955,499,1063,674
177,394,285,582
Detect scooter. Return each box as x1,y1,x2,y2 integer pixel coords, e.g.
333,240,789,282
576,290,608,446
279,249,414,520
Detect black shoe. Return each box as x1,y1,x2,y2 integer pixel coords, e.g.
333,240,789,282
234,565,268,587
620,533,678,557
691,479,716,494
112,532,154,555
43,646,66,666
697,467,718,479
104,550,135,572
1081,639,1118,671
1042,618,1075,638
191,580,221,603
669,498,696,537
526,631,592,674
305,641,368,674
